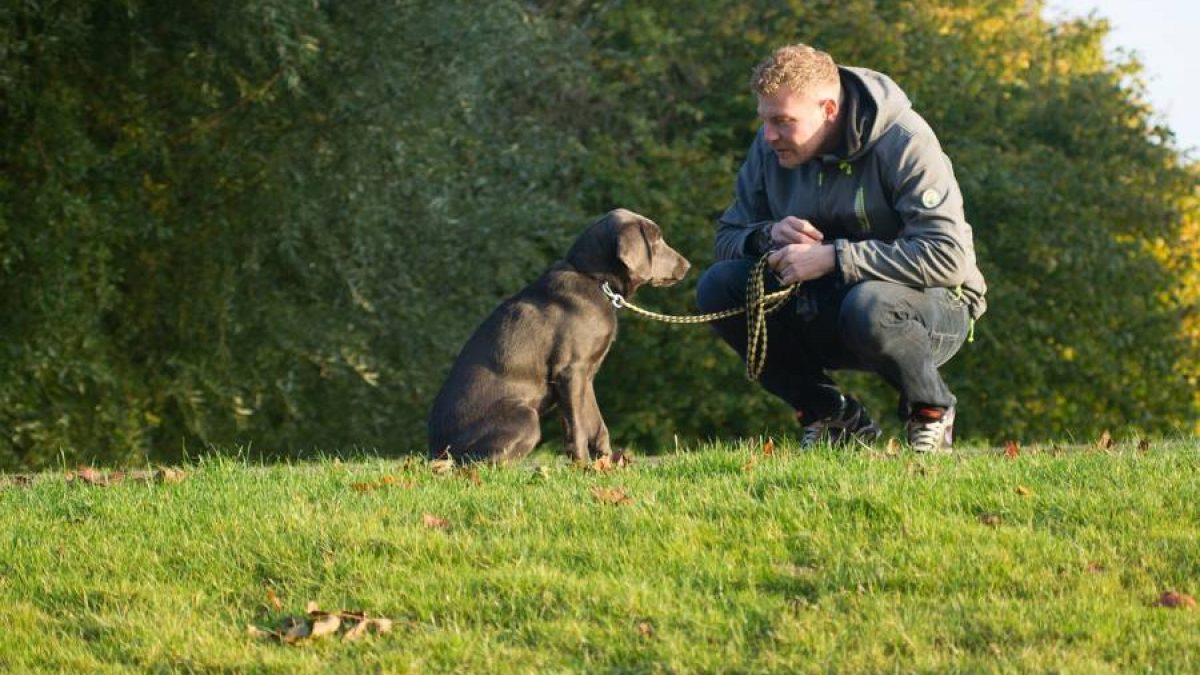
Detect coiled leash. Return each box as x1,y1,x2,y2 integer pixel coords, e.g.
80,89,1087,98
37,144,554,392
601,252,799,381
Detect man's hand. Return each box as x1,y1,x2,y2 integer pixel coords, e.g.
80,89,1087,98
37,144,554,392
767,243,836,285
769,216,824,246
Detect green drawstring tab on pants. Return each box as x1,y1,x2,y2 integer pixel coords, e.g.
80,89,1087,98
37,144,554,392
838,161,852,175
954,285,975,343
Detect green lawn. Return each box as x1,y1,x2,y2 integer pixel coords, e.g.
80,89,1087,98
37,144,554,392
1,440,1198,673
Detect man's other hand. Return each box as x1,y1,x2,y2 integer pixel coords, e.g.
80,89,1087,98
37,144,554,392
767,243,835,285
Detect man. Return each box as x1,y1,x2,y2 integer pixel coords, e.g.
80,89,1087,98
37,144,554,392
696,44,987,453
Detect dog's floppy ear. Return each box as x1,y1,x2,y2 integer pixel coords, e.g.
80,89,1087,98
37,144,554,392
617,217,661,288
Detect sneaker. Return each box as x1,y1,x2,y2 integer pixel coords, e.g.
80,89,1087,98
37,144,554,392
798,395,883,449
906,405,955,453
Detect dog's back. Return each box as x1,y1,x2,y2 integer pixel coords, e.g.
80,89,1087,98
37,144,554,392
427,268,595,461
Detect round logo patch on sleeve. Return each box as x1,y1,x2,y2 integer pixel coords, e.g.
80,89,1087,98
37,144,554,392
921,188,941,208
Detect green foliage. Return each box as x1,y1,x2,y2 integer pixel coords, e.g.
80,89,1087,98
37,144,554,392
1,1,586,467
1,0,1196,467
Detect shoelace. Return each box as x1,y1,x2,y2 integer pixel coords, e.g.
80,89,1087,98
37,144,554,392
908,418,948,452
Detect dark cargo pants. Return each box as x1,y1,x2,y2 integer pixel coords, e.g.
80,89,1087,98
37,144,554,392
695,258,970,420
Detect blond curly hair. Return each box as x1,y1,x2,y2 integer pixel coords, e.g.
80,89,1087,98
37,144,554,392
750,44,839,97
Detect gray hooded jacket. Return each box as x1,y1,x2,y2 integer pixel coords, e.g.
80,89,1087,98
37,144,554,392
717,66,987,319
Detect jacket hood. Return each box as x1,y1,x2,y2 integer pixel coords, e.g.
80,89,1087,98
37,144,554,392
824,66,912,162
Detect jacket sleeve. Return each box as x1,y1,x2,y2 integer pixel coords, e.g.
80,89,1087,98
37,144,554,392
834,119,972,289
715,131,774,261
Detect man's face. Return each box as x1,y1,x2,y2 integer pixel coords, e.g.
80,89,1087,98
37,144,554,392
756,87,836,168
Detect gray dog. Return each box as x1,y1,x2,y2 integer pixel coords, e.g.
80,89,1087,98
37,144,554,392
428,209,690,464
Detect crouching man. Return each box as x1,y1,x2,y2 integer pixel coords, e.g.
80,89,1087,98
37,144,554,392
697,44,987,453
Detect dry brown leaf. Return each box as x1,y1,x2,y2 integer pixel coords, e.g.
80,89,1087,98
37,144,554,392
979,514,1002,526
1085,562,1105,574
310,613,342,638
156,467,187,483
342,619,370,642
591,455,613,473
1155,591,1196,609
885,437,900,456
1096,430,1115,450
1015,485,1033,497
762,436,775,457
266,588,284,611
1004,440,1020,459
422,513,450,530
351,482,376,493
637,620,655,638
430,452,455,475
246,624,277,640
71,467,110,486
591,486,631,506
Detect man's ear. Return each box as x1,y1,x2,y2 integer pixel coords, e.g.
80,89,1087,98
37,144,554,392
821,97,839,122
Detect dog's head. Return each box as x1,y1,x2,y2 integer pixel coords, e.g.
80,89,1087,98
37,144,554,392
567,208,690,295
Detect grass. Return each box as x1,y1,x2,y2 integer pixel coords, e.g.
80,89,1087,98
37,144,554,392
1,439,1198,673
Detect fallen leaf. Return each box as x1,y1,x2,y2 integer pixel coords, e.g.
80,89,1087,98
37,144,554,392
1096,430,1115,450
885,437,900,456
591,486,631,505
430,452,455,476
1015,485,1033,497
1155,591,1196,609
342,619,370,642
267,588,284,611
979,514,1002,526
155,467,187,483
422,513,450,530
1004,440,1020,459
637,620,655,638
591,455,613,473
247,624,277,640
310,613,342,638
71,467,110,487
351,482,376,493
762,436,775,457
1085,562,1105,574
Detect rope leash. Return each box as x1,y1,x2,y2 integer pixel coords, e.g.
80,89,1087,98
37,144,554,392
601,253,798,380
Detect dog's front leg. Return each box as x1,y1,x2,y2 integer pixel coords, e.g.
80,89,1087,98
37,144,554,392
553,367,606,464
